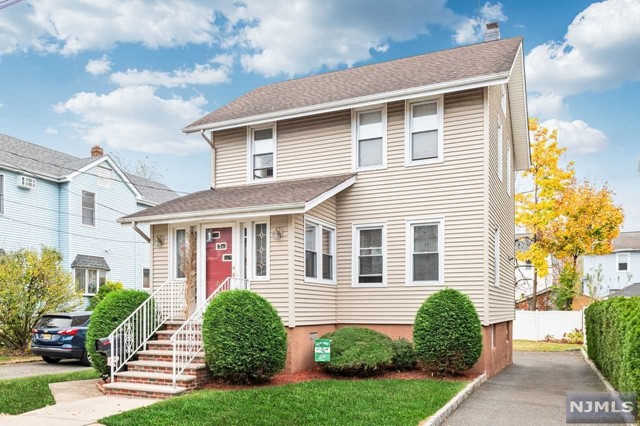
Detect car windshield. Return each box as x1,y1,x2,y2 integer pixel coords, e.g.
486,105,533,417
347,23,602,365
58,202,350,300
36,315,89,329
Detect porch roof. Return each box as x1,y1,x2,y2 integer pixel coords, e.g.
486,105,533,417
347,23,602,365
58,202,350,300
119,174,356,223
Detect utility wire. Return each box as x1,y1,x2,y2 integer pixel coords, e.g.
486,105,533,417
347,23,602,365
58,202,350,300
0,0,23,11
4,198,133,225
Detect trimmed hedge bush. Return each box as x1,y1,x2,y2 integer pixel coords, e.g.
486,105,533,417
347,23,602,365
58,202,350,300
320,327,394,376
414,289,482,374
392,338,417,371
585,297,640,395
203,290,287,383
87,281,124,310
85,289,149,375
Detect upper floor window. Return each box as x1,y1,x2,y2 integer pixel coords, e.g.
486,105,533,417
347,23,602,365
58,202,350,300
304,219,336,284
0,174,4,214
81,191,95,226
617,252,630,272
506,144,512,195
407,218,443,285
353,223,385,286
501,84,507,115
97,166,112,188
405,98,443,165
354,107,386,170
493,227,501,286
249,126,275,181
497,123,503,181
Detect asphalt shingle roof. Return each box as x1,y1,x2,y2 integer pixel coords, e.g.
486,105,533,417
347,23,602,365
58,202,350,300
186,37,522,130
71,254,110,271
122,174,355,221
613,232,640,251
0,134,176,205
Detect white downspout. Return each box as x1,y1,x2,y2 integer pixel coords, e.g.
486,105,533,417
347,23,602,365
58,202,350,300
200,130,215,189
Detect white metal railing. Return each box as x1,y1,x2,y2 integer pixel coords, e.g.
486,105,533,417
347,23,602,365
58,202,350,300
109,279,186,381
170,277,249,387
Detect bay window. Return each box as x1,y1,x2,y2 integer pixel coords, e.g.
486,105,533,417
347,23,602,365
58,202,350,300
75,268,107,295
305,219,336,284
353,224,385,286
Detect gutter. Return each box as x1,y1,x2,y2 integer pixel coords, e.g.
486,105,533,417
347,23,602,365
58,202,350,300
132,221,151,243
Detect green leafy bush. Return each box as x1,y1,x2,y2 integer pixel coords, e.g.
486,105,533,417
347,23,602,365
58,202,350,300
563,328,584,344
87,281,124,310
585,297,640,395
85,290,149,375
202,290,287,383
320,327,394,376
413,289,482,374
392,338,417,371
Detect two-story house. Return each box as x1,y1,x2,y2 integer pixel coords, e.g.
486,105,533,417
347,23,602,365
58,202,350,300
0,134,177,299
112,37,529,397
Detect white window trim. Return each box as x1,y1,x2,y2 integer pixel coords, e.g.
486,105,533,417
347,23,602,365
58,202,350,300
405,217,445,286
304,215,337,285
81,190,96,228
246,123,277,184
75,268,106,296
404,95,444,167
0,173,4,215
351,222,387,288
493,227,501,287
497,121,503,181
351,104,387,172
506,143,512,195
248,219,270,281
617,252,631,272
501,84,507,116
169,225,188,280
142,267,150,290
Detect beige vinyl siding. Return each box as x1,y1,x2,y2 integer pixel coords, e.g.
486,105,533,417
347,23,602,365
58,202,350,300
507,46,528,170
295,197,338,326
251,215,290,324
335,90,486,324
487,84,516,324
213,127,247,187
151,224,168,290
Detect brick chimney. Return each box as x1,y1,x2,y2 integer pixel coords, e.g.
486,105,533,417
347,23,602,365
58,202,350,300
91,145,104,158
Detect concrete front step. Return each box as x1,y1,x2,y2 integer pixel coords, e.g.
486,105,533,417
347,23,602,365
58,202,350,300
137,349,205,363
126,360,207,374
104,382,187,399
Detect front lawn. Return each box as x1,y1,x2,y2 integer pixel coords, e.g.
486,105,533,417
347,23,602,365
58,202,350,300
513,340,582,352
101,379,465,426
0,370,99,414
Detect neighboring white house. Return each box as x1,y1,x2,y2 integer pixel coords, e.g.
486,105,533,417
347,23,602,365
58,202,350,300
582,231,640,298
514,232,554,303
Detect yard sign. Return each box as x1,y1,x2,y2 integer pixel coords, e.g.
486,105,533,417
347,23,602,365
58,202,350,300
314,338,331,362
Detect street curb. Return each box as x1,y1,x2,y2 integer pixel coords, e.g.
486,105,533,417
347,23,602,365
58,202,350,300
0,358,41,366
419,373,487,426
580,348,636,426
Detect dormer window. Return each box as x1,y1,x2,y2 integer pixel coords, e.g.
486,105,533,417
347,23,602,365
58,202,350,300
249,125,275,181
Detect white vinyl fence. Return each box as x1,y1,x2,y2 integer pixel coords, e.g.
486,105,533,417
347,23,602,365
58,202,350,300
513,310,584,341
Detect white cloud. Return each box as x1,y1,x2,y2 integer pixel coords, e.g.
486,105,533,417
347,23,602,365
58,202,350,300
528,92,570,120
45,127,58,135
542,119,609,155
53,86,207,154
453,2,507,45
110,63,230,88
85,55,111,75
526,0,640,118
0,0,217,55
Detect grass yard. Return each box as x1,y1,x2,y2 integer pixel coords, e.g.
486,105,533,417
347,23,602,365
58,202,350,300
513,340,582,352
101,379,465,426
0,369,99,415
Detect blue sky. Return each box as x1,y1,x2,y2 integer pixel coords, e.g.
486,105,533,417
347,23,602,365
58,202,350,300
0,0,638,228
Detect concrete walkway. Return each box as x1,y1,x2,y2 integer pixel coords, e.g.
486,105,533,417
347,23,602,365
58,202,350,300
0,359,91,379
445,351,607,426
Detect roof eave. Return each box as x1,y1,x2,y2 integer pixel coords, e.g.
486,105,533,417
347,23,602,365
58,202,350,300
183,72,511,134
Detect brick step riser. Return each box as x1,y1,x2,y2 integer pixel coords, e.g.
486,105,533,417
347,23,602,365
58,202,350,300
155,333,202,341
114,376,198,390
162,324,202,331
127,365,205,374
138,354,206,363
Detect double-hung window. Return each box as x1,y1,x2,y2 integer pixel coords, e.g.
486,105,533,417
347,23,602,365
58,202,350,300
617,253,630,272
250,126,275,181
407,219,443,285
493,228,501,287
353,224,385,286
142,268,150,289
305,219,336,283
506,144,512,194
354,107,385,170
406,98,443,165
497,123,503,181
75,268,107,295
81,191,95,226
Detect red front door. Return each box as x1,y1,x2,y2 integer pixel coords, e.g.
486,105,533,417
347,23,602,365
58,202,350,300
205,227,233,297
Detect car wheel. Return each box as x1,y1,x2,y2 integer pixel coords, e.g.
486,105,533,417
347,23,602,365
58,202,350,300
81,350,92,366
42,356,61,364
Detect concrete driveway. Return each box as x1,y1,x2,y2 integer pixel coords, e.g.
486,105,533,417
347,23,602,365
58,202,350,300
0,359,91,380
445,351,607,426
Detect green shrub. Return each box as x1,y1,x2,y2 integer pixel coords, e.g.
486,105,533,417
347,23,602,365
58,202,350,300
202,290,287,383
85,289,149,375
563,328,584,344
585,297,640,395
87,281,124,310
392,338,417,371
413,289,482,374
320,327,394,376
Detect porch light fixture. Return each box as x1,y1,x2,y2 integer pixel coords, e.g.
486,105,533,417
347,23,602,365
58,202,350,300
154,235,165,249
270,227,283,241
